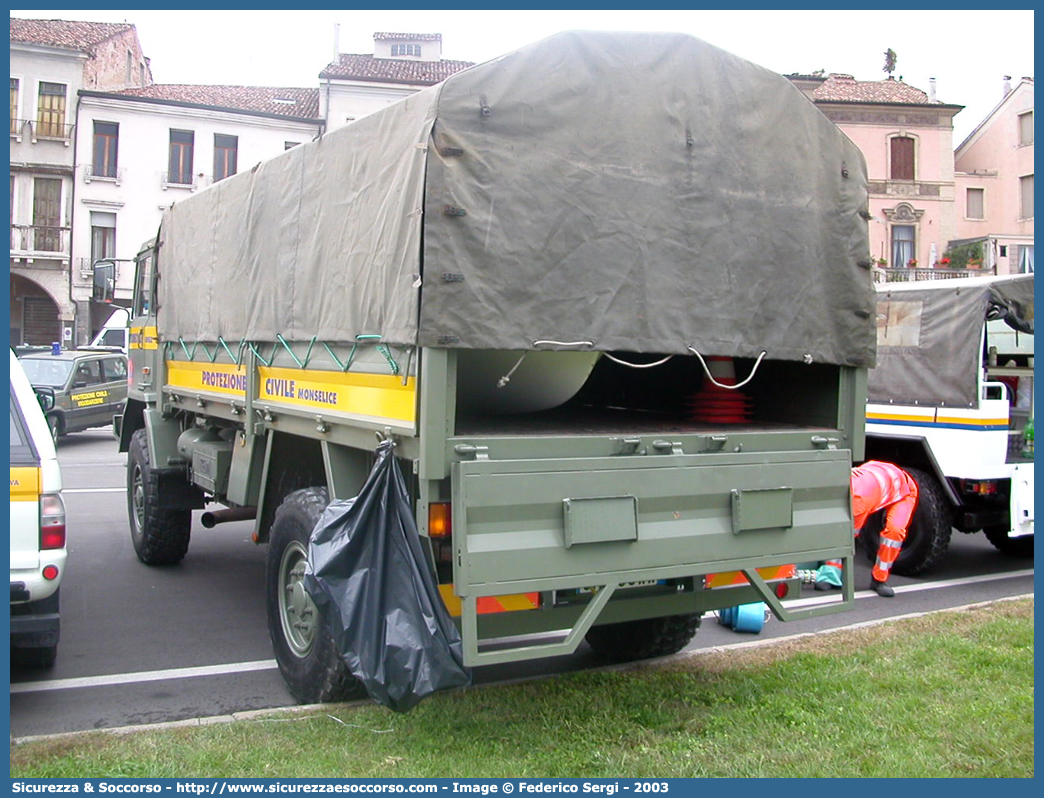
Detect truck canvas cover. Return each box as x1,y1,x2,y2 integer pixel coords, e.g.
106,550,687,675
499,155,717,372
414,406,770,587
869,273,1035,407
158,30,874,367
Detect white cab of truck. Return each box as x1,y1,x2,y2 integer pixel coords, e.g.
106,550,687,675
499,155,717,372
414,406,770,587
864,274,1033,573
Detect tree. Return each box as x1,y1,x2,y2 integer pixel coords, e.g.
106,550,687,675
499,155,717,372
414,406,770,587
883,48,897,77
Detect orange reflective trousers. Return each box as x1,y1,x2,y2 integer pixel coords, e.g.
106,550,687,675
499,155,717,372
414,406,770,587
852,461,919,583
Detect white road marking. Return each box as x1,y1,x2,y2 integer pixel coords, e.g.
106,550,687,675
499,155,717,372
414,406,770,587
11,659,278,694
783,567,1034,608
10,570,1033,696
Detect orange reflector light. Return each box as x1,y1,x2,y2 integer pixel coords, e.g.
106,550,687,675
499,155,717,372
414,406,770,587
429,502,452,539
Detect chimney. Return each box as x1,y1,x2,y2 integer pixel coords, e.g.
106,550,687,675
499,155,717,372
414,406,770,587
333,22,340,61
929,77,936,102
1003,75,1012,97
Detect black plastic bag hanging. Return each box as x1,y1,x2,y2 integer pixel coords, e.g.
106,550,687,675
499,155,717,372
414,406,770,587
303,440,471,712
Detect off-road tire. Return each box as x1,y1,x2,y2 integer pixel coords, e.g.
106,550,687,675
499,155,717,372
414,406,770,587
127,428,192,565
266,487,366,705
983,525,1034,557
860,466,951,576
585,613,702,662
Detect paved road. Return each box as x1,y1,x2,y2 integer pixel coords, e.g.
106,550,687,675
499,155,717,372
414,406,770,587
9,427,1034,739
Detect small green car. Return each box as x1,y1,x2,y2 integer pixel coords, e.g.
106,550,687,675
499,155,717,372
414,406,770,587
18,348,129,442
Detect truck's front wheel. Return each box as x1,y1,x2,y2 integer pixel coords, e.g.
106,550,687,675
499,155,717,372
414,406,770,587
585,613,702,662
860,466,951,576
266,487,366,704
128,428,191,565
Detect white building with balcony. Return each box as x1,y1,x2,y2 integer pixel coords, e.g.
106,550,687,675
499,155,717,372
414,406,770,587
71,85,322,329
10,17,150,346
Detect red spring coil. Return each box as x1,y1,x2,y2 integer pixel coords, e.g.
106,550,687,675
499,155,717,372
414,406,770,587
688,356,754,423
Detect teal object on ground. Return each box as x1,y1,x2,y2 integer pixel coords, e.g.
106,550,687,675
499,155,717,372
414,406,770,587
816,562,843,587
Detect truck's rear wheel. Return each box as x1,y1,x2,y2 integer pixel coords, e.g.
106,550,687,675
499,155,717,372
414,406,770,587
860,466,951,576
128,428,191,565
983,526,1034,557
585,613,701,661
266,487,366,704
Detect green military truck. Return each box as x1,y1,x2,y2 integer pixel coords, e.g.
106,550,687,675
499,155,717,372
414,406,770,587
111,31,875,703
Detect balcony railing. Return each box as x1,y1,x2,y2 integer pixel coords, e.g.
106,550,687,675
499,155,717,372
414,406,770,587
872,266,996,283
10,119,74,144
10,224,71,256
161,172,198,191
83,164,124,185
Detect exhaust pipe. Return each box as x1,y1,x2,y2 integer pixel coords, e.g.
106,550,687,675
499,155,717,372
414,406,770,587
200,506,257,528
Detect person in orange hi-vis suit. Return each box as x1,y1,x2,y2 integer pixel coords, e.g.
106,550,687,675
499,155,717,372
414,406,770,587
851,460,919,597
813,461,919,597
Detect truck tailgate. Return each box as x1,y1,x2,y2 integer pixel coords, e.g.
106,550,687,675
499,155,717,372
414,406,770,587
451,448,853,596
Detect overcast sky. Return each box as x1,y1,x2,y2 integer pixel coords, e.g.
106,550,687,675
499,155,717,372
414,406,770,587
11,8,1035,146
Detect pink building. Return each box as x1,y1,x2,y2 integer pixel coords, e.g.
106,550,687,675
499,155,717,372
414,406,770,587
789,72,963,274
953,77,1034,275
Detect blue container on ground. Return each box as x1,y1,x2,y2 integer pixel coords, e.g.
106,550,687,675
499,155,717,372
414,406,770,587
718,602,766,633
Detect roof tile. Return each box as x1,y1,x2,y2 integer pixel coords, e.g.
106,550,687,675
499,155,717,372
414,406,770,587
319,53,473,85
106,85,320,119
10,17,134,51
373,32,442,42
812,73,935,105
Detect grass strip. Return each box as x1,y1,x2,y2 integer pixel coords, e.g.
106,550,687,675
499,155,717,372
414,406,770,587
11,598,1034,778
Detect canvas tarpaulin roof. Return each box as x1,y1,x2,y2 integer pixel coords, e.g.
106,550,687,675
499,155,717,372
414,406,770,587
157,30,874,367
868,274,1035,407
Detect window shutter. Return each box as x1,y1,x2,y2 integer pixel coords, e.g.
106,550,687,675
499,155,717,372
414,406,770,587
891,137,915,181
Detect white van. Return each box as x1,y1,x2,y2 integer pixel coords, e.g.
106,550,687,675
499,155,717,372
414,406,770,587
87,307,129,353
10,349,67,667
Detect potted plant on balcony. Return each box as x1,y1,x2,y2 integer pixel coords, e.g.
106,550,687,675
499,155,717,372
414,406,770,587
907,258,918,267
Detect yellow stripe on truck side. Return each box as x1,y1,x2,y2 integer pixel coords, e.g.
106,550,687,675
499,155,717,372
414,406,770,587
10,467,41,502
164,361,416,425
166,361,247,397
259,366,416,424
129,326,158,350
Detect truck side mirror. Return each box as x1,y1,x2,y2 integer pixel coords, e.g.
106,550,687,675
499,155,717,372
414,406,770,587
92,260,116,304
